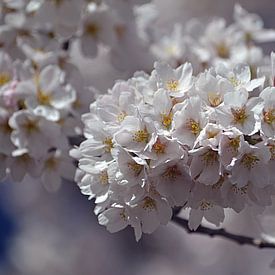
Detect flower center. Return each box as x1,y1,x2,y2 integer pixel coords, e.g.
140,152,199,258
99,171,109,185
0,73,11,86
23,120,39,134
263,109,275,125
207,92,222,107
103,137,114,153
229,76,241,87
267,143,275,160
216,42,230,59
117,111,127,123
37,90,51,105
231,185,248,195
161,112,173,129
241,153,259,169
45,156,58,170
142,197,156,211
163,165,182,180
202,149,218,166
127,162,143,176
133,128,149,143
200,200,213,210
86,23,100,38
185,119,201,135
231,107,248,125
166,79,179,92
152,139,166,155
228,136,240,152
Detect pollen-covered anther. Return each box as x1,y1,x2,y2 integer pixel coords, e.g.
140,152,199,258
103,137,114,153
119,211,127,221
152,139,166,155
267,144,275,160
142,197,156,211
161,112,173,129
86,23,100,38
229,76,241,87
263,109,275,124
163,165,182,180
185,119,201,135
37,90,51,105
133,128,149,143
241,153,259,169
45,156,58,170
231,107,248,125
202,149,218,166
200,200,213,211
23,120,39,134
206,130,219,139
208,93,222,107
166,79,179,92
117,111,127,123
216,42,230,59
228,136,240,152
127,162,143,176
0,73,11,86
99,171,109,185
231,185,248,195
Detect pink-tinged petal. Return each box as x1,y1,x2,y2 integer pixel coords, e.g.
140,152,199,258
188,209,203,230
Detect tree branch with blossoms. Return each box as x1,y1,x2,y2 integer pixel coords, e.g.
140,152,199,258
172,215,275,249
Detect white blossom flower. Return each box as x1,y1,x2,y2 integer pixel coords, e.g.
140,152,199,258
173,96,207,147
234,4,275,43
230,142,271,188
154,61,193,97
216,89,261,135
259,87,275,137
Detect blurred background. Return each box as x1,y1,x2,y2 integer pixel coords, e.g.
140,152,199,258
0,0,275,274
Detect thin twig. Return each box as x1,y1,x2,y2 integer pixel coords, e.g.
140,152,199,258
172,216,275,249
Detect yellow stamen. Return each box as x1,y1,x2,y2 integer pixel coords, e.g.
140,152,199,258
216,42,230,59
37,90,51,105
142,197,156,211
162,165,182,180
228,136,240,152
263,109,275,125
103,138,114,153
166,79,179,92
0,73,11,86
23,120,39,134
202,149,218,166
231,107,248,125
86,23,100,38
231,185,248,195
45,156,58,170
200,200,213,210
133,128,149,143
99,171,109,185
208,92,222,107
117,111,127,123
152,139,166,155
127,162,143,176
241,153,259,169
185,119,201,135
161,112,173,129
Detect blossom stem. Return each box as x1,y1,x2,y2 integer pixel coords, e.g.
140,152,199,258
172,215,275,249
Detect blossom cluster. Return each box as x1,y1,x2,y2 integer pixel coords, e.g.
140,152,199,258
0,0,154,71
0,49,93,191
73,57,275,240
72,3,275,239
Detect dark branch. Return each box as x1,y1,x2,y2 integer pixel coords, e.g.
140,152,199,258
172,216,275,249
